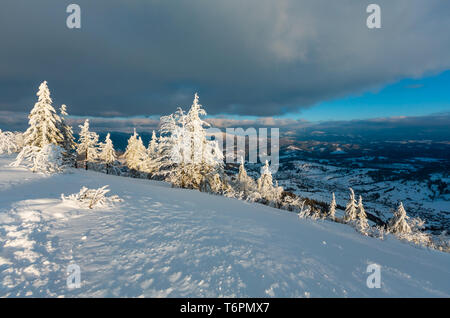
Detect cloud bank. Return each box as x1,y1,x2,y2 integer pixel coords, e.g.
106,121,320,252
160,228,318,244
0,0,449,118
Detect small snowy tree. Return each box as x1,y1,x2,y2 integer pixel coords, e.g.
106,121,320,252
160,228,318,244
257,160,273,195
157,94,224,190
156,108,184,178
298,200,312,218
61,185,123,209
327,192,337,220
58,104,77,166
98,133,117,174
343,188,358,222
185,93,208,165
77,119,99,170
236,156,256,197
147,130,158,158
142,130,159,175
11,144,65,174
257,160,283,206
58,105,76,151
387,202,432,246
0,130,22,154
387,202,411,234
355,195,370,234
184,94,224,190
23,81,64,148
123,129,148,172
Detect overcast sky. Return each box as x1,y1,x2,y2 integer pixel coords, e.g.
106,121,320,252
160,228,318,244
0,0,449,125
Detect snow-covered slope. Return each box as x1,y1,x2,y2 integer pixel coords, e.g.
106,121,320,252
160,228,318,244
0,155,449,297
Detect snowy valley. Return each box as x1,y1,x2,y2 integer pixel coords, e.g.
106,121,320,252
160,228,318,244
273,144,450,232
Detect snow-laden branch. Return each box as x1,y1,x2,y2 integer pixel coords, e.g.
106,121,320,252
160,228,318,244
61,185,123,209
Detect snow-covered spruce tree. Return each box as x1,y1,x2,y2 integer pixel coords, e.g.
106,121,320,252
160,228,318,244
98,133,117,174
236,156,256,198
58,104,77,166
58,105,76,151
147,130,158,158
156,108,185,180
123,129,148,175
143,130,159,176
77,119,99,170
355,195,370,234
0,130,22,154
158,94,225,192
257,160,283,207
11,144,65,174
343,188,358,223
407,217,432,246
185,93,224,192
199,136,226,194
327,192,337,220
185,93,207,164
387,202,432,246
23,81,64,148
387,202,411,234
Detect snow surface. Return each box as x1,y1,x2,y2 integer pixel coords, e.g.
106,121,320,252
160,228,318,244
0,155,449,297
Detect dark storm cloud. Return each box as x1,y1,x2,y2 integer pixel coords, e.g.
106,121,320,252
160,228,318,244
0,0,450,118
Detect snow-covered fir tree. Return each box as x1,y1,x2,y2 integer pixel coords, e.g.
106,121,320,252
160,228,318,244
343,188,358,222
11,144,65,174
356,195,370,233
143,130,159,175
236,156,256,197
58,104,77,166
257,160,273,194
77,119,99,170
257,160,283,206
386,202,432,246
387,202,411,234
147,130,158,158
158,94,224,191
23,81,64,148
185,93,208,164
58,105,76,152
328,192,337,220
0,130,22,154
123,129,148,172
98,133,117,173
157,107,185,178
185,94,224,191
